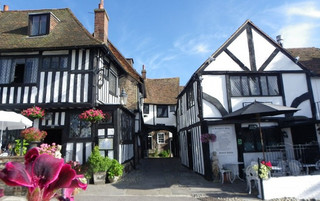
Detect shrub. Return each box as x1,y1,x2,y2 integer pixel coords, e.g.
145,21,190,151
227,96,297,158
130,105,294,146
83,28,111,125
158,150,171,158
107,159,123,178
86,146,112,179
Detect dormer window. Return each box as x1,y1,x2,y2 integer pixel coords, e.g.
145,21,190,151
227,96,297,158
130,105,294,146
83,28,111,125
29,13,50,36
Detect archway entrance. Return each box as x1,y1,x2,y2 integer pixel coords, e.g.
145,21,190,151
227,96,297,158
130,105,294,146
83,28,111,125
141,125,178,158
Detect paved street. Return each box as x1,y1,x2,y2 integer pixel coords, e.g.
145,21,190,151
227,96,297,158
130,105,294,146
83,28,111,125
75,157,260,201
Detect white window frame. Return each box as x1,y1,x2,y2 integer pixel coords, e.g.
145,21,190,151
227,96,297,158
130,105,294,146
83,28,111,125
157,133,165,144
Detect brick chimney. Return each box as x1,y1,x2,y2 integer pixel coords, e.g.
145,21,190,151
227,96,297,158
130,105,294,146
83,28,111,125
141,65,146,79
3,5,9,11
94,0,109,43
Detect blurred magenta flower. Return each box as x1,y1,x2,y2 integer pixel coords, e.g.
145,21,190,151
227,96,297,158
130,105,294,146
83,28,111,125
0,148,87,201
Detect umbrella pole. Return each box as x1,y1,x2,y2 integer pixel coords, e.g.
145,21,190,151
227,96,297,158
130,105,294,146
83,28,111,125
257,115,266,161
0,121,3,151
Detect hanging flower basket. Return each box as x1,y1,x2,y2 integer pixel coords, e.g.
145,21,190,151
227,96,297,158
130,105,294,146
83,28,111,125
21,106,45,119
201,133,216,143
21,127,47,142
79,109,106,123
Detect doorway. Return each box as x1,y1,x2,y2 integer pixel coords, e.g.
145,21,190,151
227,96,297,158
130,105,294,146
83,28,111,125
43,129,63,145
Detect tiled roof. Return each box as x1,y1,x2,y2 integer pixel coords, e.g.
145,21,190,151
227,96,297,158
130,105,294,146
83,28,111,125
287,47,320,75
144,77,179,105
0,8,101,51
107,41,142,83
0,8,143,82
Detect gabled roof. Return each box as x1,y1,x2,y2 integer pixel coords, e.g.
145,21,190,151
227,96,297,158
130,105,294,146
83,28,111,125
107,41,143,83
287,47,320,75
0,8,101,51
144,77,179,105
196,20,306,74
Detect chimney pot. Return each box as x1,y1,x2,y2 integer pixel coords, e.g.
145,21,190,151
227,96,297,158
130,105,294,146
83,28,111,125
99,0,104,9
276,35,283,47
94,0,109,43
3,5,9,11
141,65,146,79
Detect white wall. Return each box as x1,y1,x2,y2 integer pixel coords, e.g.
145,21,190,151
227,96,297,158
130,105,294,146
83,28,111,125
263,175,320,199
202,75,228,118
143,104,176,126
282,73,312,118
311,77,320,119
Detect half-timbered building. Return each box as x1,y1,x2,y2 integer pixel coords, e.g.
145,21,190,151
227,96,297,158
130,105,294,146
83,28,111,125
141,67,179,157
177,20,319,179
0,2,144,167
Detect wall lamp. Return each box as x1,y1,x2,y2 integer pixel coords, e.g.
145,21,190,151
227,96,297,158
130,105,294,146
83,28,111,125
120,88,128,105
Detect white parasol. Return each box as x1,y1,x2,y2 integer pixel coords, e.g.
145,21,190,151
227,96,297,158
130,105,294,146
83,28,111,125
0,110,33,149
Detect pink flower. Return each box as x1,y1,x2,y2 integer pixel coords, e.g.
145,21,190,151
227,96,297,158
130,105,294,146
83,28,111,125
79,109,108,123
0,148,87,201
21,107,45,119
21,128,47,142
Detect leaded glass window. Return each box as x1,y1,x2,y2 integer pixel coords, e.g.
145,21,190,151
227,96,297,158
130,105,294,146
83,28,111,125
42,56,68,69
109,72,117,95
69,113,91,138
230,75,280,97
0,58,38,84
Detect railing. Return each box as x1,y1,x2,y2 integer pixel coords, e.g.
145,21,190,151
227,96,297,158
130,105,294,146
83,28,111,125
265,143,320,176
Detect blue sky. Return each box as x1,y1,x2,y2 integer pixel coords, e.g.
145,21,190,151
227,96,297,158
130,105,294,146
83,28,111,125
1,0,320,85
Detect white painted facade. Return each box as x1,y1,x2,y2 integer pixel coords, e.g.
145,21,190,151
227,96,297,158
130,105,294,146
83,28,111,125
176,20,319,181
143,104,176,126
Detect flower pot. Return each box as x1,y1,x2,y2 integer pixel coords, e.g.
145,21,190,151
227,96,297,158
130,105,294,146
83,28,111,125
28,141,41,150
108,176,120,183
93,172,106,184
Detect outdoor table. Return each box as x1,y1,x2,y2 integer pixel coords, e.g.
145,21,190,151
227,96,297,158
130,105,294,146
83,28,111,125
271,166,282,170
302,163,316,175
223,162,244,182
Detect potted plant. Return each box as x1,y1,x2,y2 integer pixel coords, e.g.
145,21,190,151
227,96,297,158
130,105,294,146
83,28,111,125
107,159,124,183
79,109,106,123
21,127,47,149
253,160,272,180
21,106,45,119
14,139,29,156
86,146,112,184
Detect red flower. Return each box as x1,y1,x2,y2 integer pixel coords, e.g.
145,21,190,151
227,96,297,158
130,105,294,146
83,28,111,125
261,160,272,168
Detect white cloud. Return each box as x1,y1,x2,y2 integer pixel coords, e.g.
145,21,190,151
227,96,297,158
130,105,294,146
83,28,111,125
173,34,222,55
280,23,316,48
265,1,320,48
283,1,320,18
